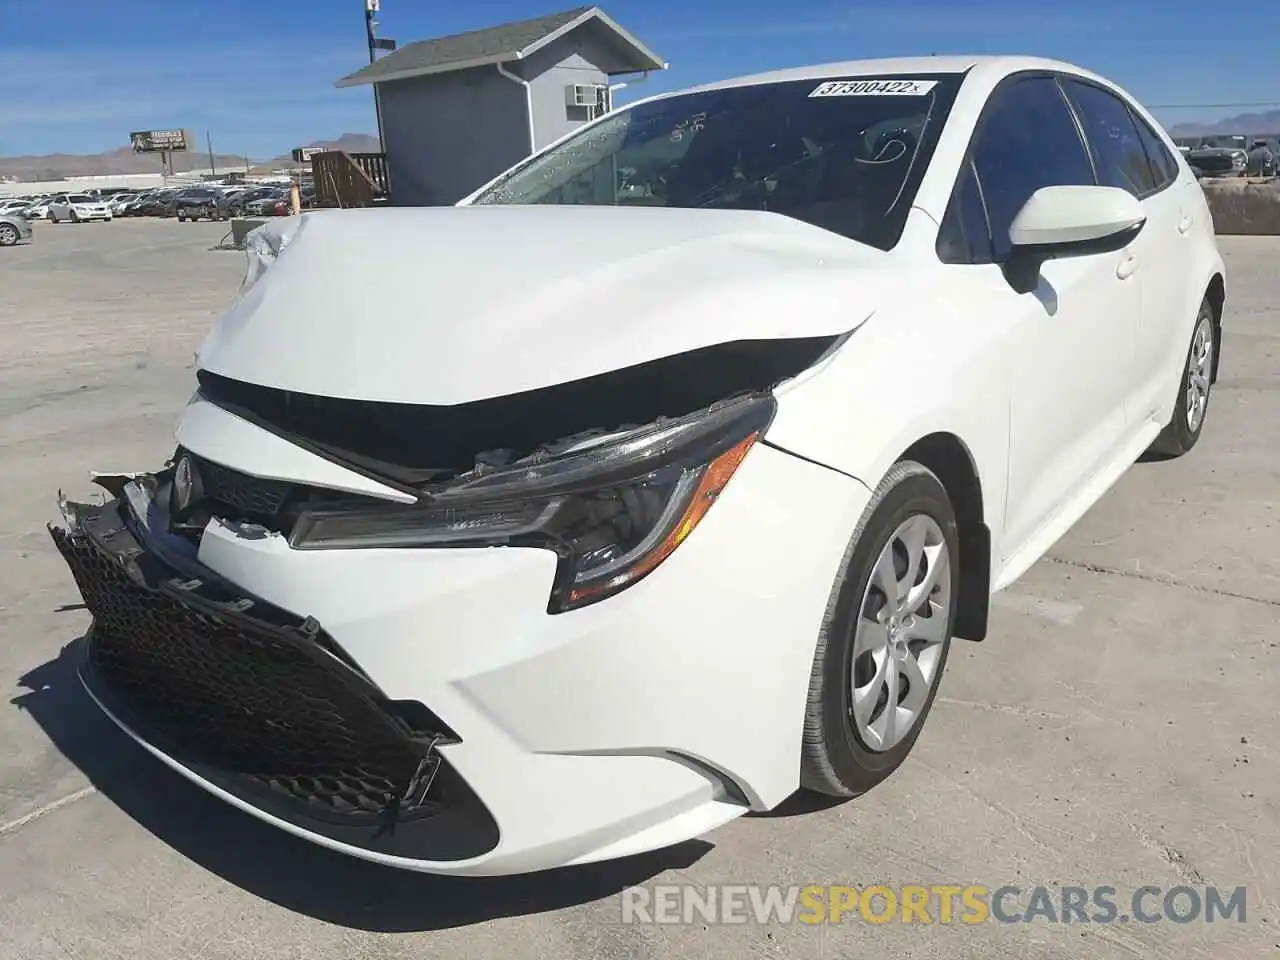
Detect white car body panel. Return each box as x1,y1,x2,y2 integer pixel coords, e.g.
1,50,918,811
170,425,871,875
54,54,1226,876
175,398,417,503
197,205,895,405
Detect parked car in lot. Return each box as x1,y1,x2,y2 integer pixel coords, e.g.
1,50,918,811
0,197,33,214
0,210,33,246
52,55,1225,878
130,191,179,218
227,186,285,216
49,193,112,222
19,199,54,220
1185,136,1249,178
242,192,288,216
175,187,231,222
110,193,141,216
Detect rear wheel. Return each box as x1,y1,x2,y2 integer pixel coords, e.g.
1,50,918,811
0,223,18,246
1149,297,1216,458
801,460,959,797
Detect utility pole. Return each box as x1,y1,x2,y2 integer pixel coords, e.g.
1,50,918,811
206,129,216,175
365,0,388,152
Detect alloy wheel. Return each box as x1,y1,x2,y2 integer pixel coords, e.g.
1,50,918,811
850,514,951,752
1185,312,1214,433
0,224,17,246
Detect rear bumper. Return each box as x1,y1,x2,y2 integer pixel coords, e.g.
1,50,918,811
52,428,870,875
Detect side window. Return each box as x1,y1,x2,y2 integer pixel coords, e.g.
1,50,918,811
1128,107,1180,188
937,159,993,264
1060,79,1158,197
969,76,1095,261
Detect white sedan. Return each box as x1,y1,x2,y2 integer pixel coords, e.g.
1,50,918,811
52,55,1224,876
49,193,112,222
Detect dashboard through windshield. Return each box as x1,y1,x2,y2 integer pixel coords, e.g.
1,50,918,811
472,73,964,250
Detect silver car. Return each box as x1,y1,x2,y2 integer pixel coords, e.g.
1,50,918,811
0,212,34,247
49,193,113,223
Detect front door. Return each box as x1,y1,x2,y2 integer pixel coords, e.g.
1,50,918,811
965,75,1142,558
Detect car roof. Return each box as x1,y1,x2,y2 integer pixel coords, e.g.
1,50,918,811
671,54,1106,95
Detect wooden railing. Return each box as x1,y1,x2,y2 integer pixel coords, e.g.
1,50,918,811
312,150,388,209
350,152,389,194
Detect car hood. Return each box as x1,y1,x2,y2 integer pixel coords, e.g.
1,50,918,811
196,206,903,405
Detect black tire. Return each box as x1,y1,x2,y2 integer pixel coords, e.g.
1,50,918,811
50,213,59,224
800,460,960,798
0,223,18,247
1148,296,1217,458
177,215,187,222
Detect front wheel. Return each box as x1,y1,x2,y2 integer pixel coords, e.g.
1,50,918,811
801,460,959,798
0,223,18,246
1148,297,1217,458
50,213,59,223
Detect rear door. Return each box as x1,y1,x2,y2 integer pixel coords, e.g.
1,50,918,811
1058,78,1189,425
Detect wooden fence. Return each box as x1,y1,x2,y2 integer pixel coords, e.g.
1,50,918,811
312,151,388,208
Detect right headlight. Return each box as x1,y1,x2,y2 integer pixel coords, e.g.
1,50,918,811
289,393,776,612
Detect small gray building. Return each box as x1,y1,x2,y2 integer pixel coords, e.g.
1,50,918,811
335,5,667,206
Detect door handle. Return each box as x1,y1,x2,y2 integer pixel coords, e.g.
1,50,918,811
1116,255,1138,280
1177,215,1193,234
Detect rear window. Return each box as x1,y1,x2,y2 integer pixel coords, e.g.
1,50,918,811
67,195,96,203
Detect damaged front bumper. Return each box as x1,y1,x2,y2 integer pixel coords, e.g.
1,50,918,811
51,487,499,862
50,428,872,875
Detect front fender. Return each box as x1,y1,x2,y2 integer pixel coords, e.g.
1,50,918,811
764,307,1012,550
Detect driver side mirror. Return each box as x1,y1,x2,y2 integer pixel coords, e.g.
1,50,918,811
1003,185,1146,294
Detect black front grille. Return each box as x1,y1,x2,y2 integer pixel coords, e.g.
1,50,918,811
52,512,448,825
192,454,294,517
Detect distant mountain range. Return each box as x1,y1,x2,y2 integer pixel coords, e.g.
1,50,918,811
0,133,381,181
1166,108,1280,138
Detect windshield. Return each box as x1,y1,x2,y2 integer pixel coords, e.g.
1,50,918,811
471,73,963,250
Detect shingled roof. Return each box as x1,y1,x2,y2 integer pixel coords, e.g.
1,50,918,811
335,5,666,88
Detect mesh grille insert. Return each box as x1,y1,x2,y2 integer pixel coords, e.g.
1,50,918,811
52,520,445,824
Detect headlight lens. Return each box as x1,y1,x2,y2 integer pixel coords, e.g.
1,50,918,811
289,393,775,612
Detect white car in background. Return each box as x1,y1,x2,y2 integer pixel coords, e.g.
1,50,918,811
53,55,1224,877
49,193,113,223
17,199,53,220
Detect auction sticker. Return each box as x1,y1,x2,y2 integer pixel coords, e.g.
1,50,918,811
809,79,937,97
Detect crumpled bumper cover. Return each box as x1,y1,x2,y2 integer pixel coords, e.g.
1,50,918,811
50,492,499,862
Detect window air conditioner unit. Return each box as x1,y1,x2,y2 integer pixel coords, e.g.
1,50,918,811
567,83,600,107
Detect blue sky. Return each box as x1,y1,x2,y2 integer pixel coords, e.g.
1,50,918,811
2,0,1278,158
